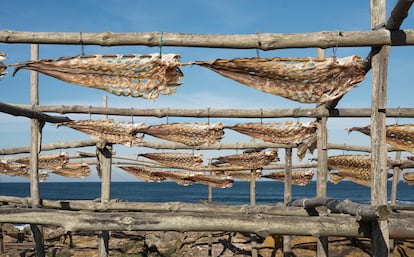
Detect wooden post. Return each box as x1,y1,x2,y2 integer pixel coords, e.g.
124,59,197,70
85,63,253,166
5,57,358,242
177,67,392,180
390,151,401,257
370,1,390,256
98,96,112,257
250,170,257,257
283,148,292,257
316,48,329,257
0,224,4,254
29,44,45,257
390,151,401,206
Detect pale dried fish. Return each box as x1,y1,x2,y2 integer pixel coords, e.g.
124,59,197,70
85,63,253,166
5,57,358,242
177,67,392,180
213,150,278,169
349,124,414,153
193,55,366,103
229,121,317,144
141,122,224,146
11,53,183,99
58,119,147,145
263,170,314,186
138,152,203,169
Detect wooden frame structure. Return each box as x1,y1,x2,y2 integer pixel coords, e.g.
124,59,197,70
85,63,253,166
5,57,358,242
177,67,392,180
1,1,413,257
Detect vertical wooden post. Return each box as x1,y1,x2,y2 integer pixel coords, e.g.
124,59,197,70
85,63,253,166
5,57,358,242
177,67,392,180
370,1,390,257
283,148,292,257
0,224,4,254
29,44,45,257
389,151,401,257
316,48,329,257
390,151,401,206
250,169,256,207
98,96,112,257
250,169,257,257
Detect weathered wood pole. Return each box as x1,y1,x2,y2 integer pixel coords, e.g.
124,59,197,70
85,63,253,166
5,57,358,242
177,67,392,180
316,48,329,257
98,96,112,257
370,0,390,256
250,169,258,257
0,224,4,254
390,151,401,206
390,151,401,257
29,44,45,257
283,148,293,257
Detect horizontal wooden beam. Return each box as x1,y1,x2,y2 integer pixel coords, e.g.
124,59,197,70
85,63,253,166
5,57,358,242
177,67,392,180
0,196,309,216
0,207,371,238
5,103,414,119
0,29,413,49
289,196,390,221
0,207,412,239
0,102,71,123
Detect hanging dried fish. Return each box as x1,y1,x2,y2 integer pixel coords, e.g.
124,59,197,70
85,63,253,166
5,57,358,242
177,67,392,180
58,119,148,145
263,170,314,186
12,152,69,170
328,154,392,187
213,150,278,170
138,152,203,169
222,170,262,181
119,166,166,182
229,121,317,144
0,161,28,175
11,53,183,99
297,134,317,161
193,55,366,103
187,173,234,188
348,124,414,153
403,172,414,185
156,170,195,186
0,52,7,80
141,122,224,146
52,162,90,178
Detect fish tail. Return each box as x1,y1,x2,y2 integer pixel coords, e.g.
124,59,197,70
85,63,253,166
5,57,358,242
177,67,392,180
329,173,343,184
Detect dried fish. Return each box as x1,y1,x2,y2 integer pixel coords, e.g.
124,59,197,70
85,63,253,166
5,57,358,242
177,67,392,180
213,150,278,170
11,53,183,99
403,172,414,186
328,154,392,187
52,162,90,178
349,124,414,153
138,152,203,169
193,55,366,103
58,119,147,145
11,152,69,170
141,122,224,146
263,170,314,186
229,121,317,144
0,52,7,80
119,166,166,182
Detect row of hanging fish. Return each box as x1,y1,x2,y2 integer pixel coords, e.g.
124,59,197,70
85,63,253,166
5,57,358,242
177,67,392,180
119,166,234,188
1,153,91,180
137,150,312,186
8,52,367,103
57,119,317,159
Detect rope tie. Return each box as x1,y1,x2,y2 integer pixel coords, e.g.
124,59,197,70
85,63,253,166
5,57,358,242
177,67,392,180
332,31,343,58
79,32,85,56
159,32,164,58
256,31,262,58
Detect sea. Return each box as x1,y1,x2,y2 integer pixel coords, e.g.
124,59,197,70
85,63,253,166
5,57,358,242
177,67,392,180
0,181,412,205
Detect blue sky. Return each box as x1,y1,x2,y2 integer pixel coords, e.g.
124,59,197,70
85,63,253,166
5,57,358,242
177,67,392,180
1,0,413,182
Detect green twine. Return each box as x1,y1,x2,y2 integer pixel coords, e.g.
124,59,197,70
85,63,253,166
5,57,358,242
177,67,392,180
159,32,164,58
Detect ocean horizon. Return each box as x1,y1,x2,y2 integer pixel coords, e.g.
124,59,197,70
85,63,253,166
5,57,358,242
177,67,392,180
0,181,412,205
